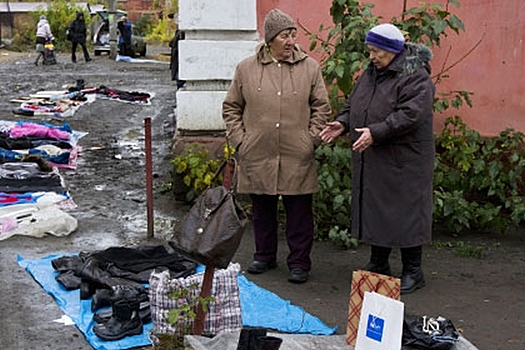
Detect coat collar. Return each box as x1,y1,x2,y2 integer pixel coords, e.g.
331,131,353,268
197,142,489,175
369,43,433,76
255,42,309,65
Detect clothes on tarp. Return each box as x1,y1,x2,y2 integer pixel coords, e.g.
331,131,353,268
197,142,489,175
52,245,198,290
0,162,66,193
93,85,151,104
0,120,86,170
88,245,199,283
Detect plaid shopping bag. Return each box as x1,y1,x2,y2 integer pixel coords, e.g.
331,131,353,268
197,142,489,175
148,263,243,342
346,270,401,345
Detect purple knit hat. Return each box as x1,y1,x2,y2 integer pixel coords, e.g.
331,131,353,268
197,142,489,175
365,23,405,53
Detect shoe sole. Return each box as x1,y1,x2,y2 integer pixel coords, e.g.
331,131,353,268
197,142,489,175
288,277,308,284
401,280,426,295
247,263,277,274
94,324,143,341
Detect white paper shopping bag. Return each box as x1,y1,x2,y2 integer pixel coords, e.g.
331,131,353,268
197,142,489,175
355,291,404,350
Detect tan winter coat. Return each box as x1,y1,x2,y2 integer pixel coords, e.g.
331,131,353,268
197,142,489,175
223,43,331,195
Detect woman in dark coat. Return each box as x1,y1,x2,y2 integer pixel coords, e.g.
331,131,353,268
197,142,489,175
320,23,435,294
68,11,91,63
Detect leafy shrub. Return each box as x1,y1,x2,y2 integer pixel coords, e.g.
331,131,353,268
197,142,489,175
433,116,525,233
146,17,176,44
170,144,222,202
170,142,235,202
313,139,355,247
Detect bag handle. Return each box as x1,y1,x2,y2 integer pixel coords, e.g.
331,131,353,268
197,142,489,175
209,139,238,191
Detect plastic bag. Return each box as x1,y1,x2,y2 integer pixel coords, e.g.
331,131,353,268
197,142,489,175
402,313,459,350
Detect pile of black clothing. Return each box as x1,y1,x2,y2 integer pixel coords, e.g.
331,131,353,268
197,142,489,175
94,86,151,104
51,245,197,341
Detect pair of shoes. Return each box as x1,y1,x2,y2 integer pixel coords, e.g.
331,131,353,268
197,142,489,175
247,260,277,274
288,269,309,284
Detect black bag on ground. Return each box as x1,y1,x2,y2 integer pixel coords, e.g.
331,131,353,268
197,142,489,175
169,159,247,269
402,313,460,350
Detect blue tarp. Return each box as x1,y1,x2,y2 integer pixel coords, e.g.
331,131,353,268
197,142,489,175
18,254,337,350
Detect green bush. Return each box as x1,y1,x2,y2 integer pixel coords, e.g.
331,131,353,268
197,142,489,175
313,139,355,246
146,17,176,45
433,116,525,233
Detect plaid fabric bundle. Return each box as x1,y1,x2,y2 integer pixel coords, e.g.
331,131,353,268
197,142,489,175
148,263,242,341
346,270,401,345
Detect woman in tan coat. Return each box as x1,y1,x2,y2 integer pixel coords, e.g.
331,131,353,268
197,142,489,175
222,9,331,284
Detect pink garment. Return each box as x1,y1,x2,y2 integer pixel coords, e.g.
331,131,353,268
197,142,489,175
9,123,70,140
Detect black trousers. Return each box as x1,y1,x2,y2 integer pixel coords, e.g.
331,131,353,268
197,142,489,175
250,194,314,271
71,41,90,62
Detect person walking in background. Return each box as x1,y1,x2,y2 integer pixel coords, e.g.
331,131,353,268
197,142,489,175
169,27,186,89
67,11,91,63
320,23,435,294
117,16,132,56
222,9,331,284
34,15,53,66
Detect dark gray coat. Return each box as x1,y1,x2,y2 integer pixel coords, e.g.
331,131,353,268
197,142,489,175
336,43,435,248
68,12,87,44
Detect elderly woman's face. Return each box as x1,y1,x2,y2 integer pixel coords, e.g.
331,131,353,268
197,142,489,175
367,45,396,70
269,28,297,61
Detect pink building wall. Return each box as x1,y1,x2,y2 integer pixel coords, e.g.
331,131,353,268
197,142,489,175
258,0,525,136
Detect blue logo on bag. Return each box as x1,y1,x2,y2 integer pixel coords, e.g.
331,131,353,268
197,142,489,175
366,314,385,342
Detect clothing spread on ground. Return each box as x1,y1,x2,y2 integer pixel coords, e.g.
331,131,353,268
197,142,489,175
0,119,85,240
0,100,85,241
10,85,152,118
19,246,337,350
1,80,154,241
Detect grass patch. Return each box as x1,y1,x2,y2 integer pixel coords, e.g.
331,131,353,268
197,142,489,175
432,240,488,259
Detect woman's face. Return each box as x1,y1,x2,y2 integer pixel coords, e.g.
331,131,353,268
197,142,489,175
269,29,297,61
367,45,396,70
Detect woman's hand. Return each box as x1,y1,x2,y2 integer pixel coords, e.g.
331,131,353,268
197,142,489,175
320,121,344,143
352,128,373,153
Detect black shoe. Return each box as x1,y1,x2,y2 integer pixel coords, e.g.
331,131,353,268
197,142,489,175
288,269,309,284
86,58,92,62
401,270,426,294
362,262,392,276
247,260,277,274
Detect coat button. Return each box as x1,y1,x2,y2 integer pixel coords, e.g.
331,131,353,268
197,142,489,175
275,123,280,128
277,91,281,96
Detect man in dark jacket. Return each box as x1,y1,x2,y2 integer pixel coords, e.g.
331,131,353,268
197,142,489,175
68,11,91,63
117,16,132,56
320,23,435,294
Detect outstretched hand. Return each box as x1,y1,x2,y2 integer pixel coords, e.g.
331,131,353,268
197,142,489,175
320,121,345,143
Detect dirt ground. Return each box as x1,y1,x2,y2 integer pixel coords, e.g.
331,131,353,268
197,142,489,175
0,46,524,350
